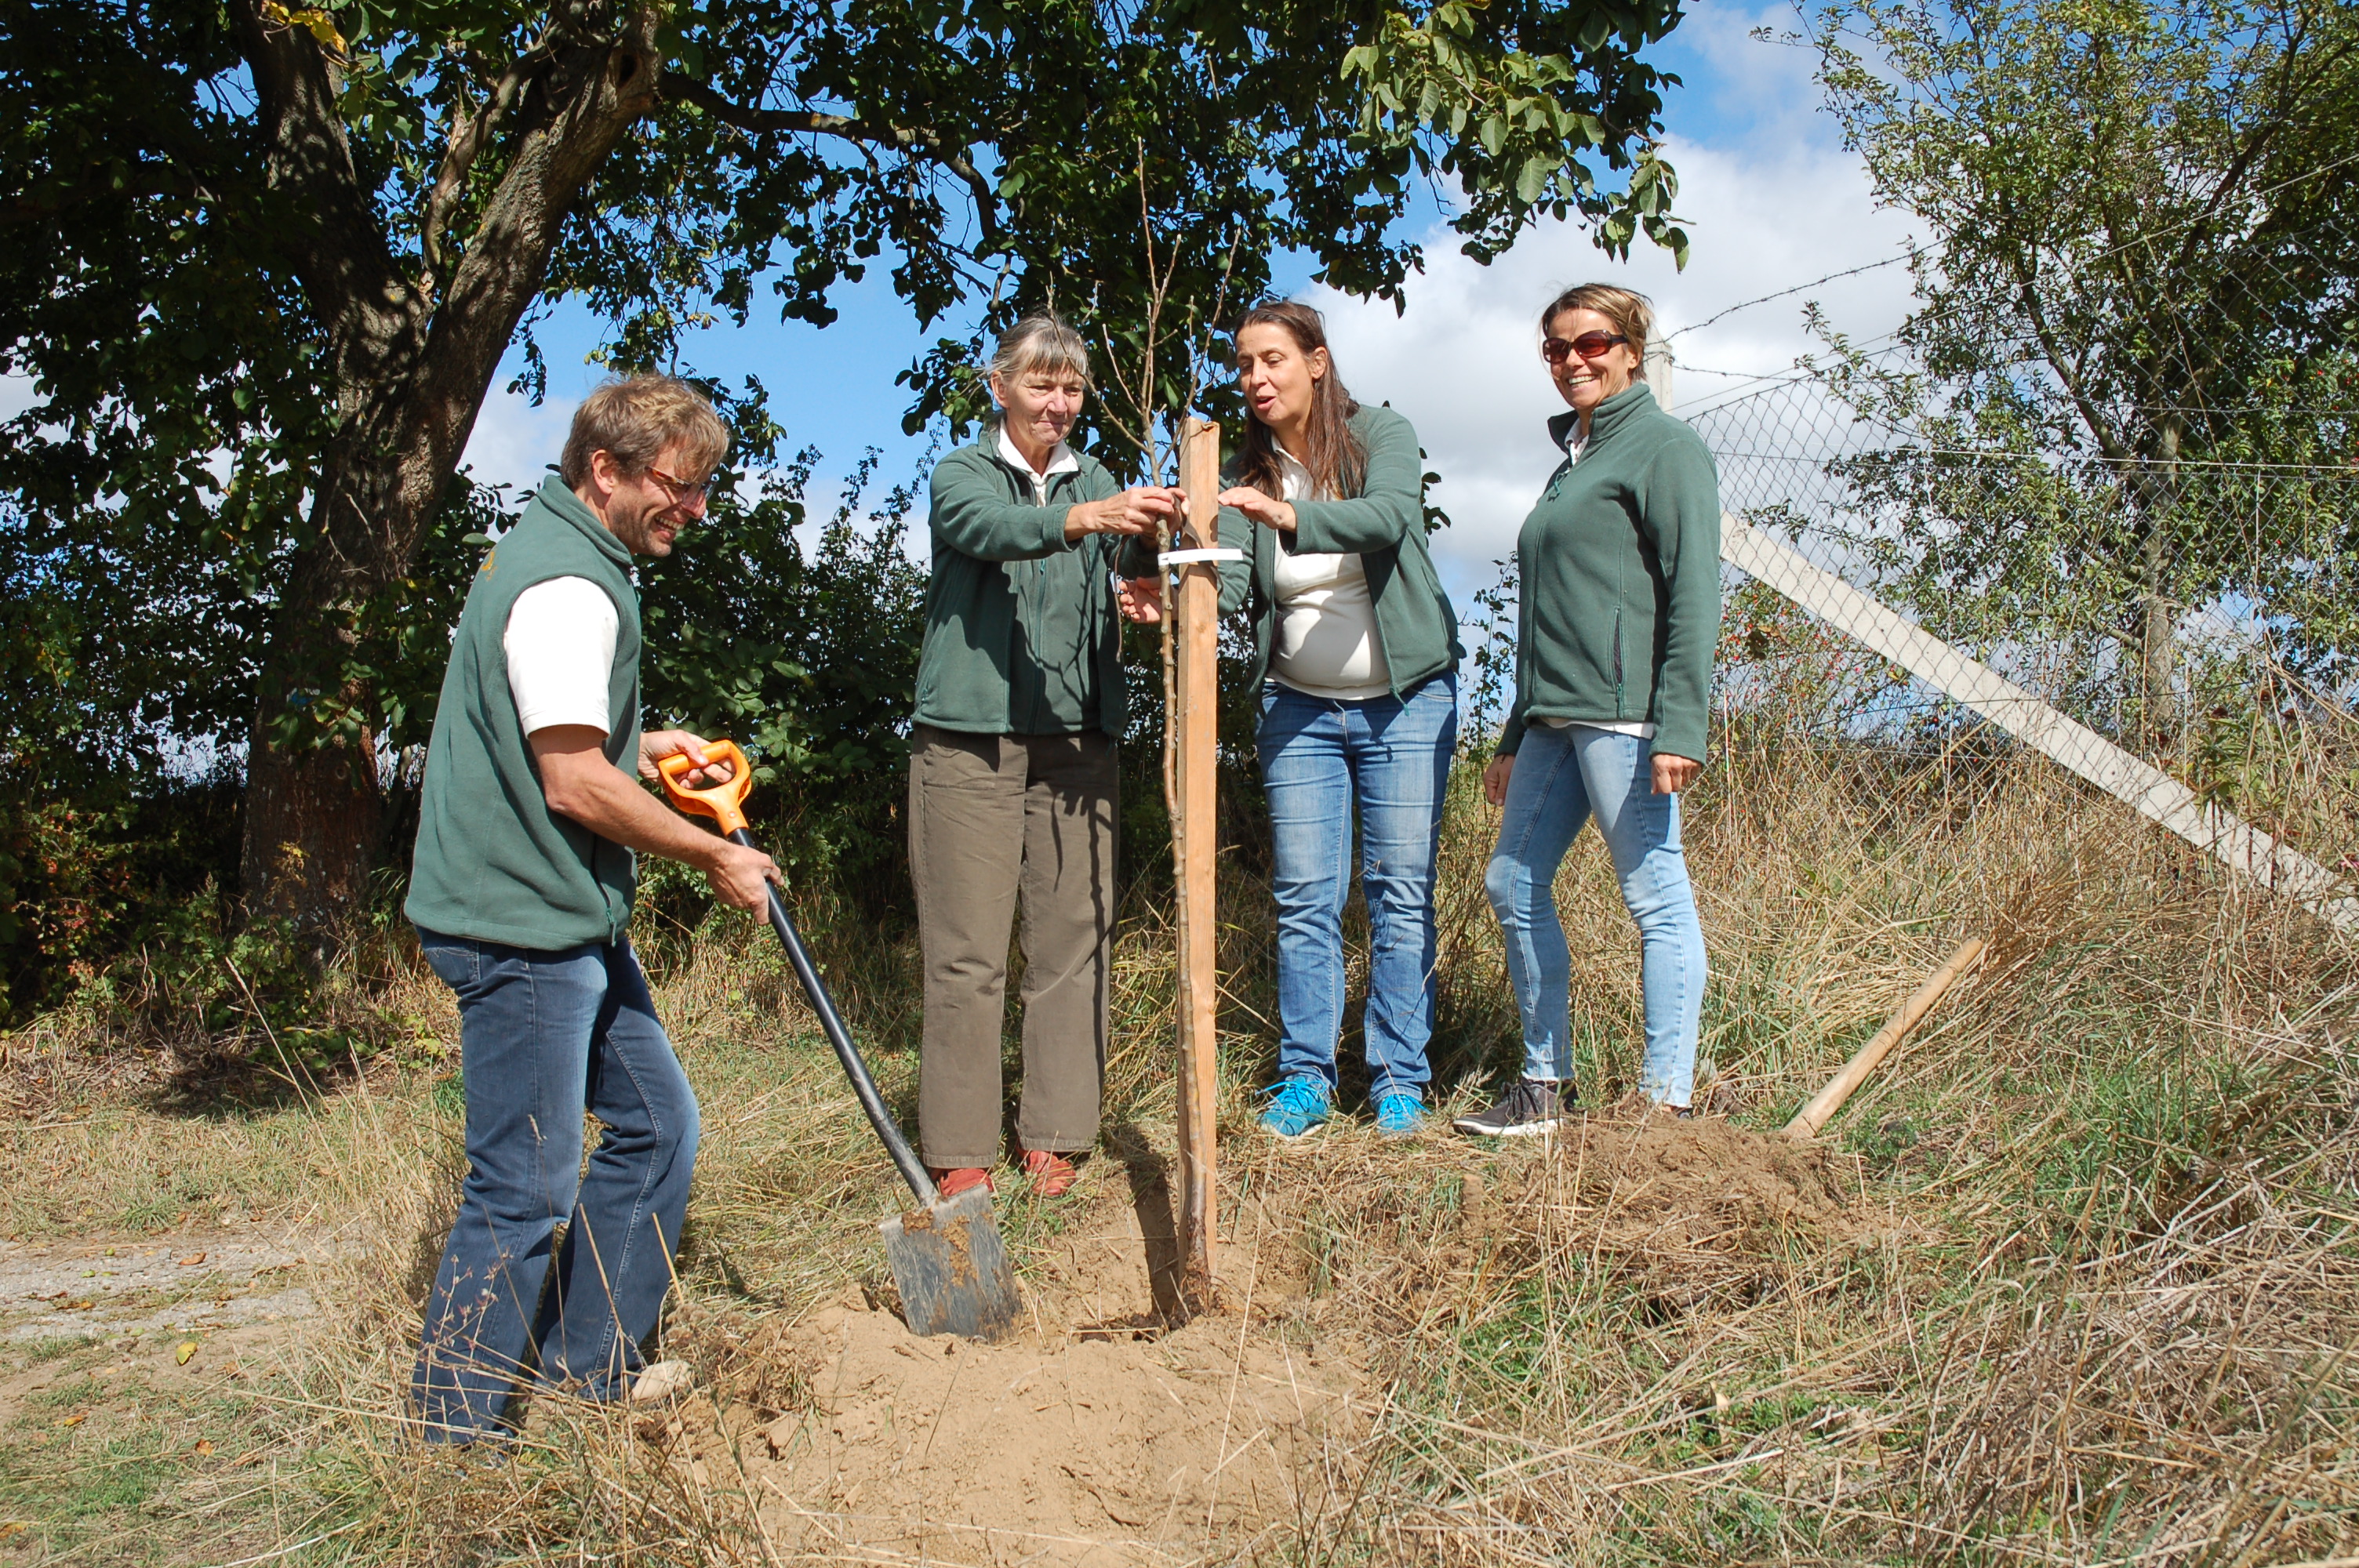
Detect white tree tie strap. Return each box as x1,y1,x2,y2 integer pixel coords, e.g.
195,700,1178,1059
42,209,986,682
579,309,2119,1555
1721,513,2359,936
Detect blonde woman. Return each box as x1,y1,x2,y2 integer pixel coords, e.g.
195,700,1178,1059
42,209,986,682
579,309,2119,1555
910,314,1175,1196
1458,285,1721,1136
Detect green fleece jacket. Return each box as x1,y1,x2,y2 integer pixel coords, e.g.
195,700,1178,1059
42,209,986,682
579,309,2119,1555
1498,383,1722,764
916,437,1129,736
1207,404,1463,697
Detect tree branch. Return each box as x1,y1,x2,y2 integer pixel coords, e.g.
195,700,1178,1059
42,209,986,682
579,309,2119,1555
667,76,1001,250
231,0,416,355
420,42,555,291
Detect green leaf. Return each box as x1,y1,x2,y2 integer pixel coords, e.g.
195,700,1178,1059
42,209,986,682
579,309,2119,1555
1516,154,1554,205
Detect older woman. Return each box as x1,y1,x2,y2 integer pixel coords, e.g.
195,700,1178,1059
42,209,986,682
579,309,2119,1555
1457,285,1721,1137
911,313,1175,1196
1213,301,1464,1140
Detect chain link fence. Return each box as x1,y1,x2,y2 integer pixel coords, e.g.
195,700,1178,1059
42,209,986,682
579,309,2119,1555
1649,208,2359,892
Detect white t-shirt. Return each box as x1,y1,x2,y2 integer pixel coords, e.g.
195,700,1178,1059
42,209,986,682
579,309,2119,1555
504,576,620,735
1535,423,1656,739
1268,445,1392,700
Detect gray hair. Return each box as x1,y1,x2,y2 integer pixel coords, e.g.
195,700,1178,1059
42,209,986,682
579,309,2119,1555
988,312,1092,390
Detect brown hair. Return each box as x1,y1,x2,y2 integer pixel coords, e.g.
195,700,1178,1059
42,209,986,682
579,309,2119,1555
559,375,730,488
1232,300,1365,500
1539,283,1656,383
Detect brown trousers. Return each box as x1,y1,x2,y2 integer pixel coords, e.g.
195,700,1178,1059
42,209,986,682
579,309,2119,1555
908,725,1118,1167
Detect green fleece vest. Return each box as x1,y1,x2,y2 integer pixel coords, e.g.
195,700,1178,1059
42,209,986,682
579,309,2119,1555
405,477,644,949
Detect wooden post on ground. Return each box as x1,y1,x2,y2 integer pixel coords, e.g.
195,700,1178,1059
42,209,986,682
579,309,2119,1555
1783,936,1986,1140
1173,417,1222,1290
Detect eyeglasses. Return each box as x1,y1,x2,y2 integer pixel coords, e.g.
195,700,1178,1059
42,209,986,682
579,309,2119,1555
1540,332,1630,365
644,466,713,505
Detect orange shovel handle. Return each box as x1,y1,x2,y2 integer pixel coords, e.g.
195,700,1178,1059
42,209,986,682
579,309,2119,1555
656,739,754,836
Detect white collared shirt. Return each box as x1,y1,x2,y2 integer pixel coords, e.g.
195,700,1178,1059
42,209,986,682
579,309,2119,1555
997,425,1081,503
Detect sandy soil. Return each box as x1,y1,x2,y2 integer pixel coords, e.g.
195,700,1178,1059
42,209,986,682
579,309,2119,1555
625,1111,1851,1564
721,1302,1361,1563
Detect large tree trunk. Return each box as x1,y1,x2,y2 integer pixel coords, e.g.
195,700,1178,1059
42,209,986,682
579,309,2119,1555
233,2,663,930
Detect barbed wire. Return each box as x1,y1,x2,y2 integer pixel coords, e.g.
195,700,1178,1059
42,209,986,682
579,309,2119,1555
1662,251,1921,343
1663,147,2359,426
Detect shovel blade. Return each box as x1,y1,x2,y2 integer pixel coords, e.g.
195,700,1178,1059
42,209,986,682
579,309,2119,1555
879,1184,1022,1340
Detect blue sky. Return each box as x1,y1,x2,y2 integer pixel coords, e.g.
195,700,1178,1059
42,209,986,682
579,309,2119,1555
461,1,1923,602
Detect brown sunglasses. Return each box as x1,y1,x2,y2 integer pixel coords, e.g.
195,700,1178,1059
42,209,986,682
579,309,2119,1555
1540,332,1630,364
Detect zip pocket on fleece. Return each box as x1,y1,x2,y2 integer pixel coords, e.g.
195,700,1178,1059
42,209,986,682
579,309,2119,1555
1612,608,1625,710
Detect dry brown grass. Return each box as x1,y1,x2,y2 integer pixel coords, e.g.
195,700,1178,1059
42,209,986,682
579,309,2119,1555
4,710,2356,1564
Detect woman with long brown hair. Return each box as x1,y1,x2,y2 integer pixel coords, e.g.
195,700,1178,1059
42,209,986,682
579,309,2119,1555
1212,300,1463,1139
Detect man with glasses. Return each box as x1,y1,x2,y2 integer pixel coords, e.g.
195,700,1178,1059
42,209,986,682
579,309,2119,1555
404,375,780,1444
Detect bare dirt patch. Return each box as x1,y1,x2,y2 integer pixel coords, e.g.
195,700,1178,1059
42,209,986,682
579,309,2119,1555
722,1303,1362,1563
624,1114,1852,1564
1546,1106,1851,1230
0,1228,357,1345
630,1178,1362,1566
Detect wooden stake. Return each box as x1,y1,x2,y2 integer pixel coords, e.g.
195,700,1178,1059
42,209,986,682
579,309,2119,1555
1783,936,1986,1139
1173,417,1222,1287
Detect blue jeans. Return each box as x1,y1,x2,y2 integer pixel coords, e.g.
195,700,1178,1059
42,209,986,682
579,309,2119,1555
1256,673,1458,1099
412,930,700,1442
1484,726,1707,1105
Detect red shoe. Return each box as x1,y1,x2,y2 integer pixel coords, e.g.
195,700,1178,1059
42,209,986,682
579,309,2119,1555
1020,1149,1078,1198
932,1167,994,1199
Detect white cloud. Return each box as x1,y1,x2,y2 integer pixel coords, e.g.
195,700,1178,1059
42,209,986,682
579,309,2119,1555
458,383,580,495
1310,14,1924,599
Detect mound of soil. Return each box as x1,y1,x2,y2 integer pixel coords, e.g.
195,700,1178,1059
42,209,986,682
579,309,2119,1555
1550,1109,1849,1233
1475,1110,1852,1309
720,1302,1360,1562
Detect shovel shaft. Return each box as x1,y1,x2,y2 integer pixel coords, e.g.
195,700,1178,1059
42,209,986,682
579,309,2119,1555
732,828,939,1207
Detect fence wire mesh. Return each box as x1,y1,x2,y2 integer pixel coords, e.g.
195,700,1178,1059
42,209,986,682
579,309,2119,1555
1661,209,2359,892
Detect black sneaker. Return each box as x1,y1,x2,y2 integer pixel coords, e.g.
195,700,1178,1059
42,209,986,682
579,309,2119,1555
1452,1078,1576,1137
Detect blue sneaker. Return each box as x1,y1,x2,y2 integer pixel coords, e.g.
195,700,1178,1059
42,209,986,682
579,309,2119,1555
1373,1091,1425,1139
1258,1076,1332,1140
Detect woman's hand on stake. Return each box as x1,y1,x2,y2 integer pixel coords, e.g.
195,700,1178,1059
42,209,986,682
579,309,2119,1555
1483,753,1514,808
1116,576,1164,624
1216,485,1296,533
1652,753,1702,794
1066,486,1185,540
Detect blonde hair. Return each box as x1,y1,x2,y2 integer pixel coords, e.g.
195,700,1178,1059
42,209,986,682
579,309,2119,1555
560,376,729,488
988,313,1092,392
1539,284,1656,382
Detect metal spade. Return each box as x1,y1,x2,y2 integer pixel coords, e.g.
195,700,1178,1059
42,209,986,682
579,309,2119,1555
660,742,1022,1340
